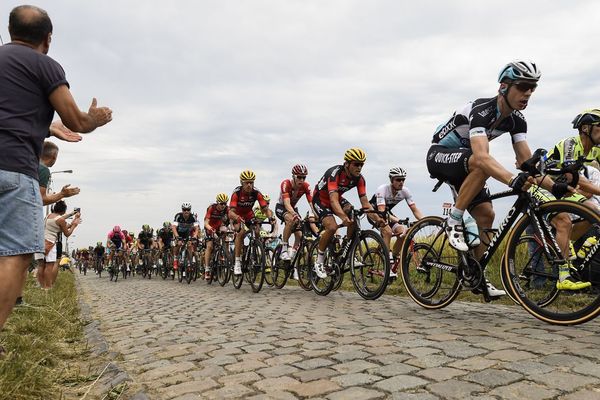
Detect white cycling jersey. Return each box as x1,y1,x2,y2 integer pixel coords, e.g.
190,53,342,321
370,183,415,211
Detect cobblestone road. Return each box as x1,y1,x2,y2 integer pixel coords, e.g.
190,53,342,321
77,273,600,400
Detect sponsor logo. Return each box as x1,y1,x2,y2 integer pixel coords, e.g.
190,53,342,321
428,261,455,272
436,121,456,140
478,106,493,118
427,151,436,161
482,205,517,260
434,152,462,164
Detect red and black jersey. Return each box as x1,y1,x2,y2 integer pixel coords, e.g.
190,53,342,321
204,203,229,228
230,186,268,217
278,179,313,207
312,165,367,208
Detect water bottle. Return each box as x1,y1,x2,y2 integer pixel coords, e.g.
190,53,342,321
577,236,598,259
463,215,480,248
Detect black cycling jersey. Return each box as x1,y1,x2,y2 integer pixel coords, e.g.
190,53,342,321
173,212,198,237
157,227,174,244
138,231,153,249
93,245,105,257
432,96,527,149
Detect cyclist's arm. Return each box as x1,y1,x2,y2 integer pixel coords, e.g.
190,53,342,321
576,175,600,196
471,136,514,185
283,197,296,215
409,203,425,220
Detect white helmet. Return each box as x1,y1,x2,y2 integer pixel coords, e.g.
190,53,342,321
181,202,192,210
498,60,541,83
389,167,407,179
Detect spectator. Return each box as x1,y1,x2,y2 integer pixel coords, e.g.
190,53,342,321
0,4,112,352
39,139,80,205
38,201,80,289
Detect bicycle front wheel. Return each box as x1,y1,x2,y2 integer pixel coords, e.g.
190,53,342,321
400,216,461,309
503,200,600,325
264,246,276,287
272,245,290,289
247,239,266,293
309,239,336,296
296,241,314,291
350,230,390,300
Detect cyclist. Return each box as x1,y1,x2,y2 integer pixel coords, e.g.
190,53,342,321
137,224,155,271
172,202,200,271
254,194,278,238
426,60,571,296
276,165,317,273
106,225,126,268
93,241,105,274
369,167,424,277
203,193,230,280
228,170,275,275
311,148,385,279
157,221,174,252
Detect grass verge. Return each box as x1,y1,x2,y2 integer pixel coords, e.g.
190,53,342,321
0,270,92,400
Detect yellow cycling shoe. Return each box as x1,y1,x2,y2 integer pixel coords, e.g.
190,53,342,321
556,277,592,291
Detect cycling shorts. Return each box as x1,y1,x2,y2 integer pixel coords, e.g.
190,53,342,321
312,196,350,222
275,203,299,223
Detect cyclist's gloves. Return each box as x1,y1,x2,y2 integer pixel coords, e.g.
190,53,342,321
508,172,530,191
551,182,570,199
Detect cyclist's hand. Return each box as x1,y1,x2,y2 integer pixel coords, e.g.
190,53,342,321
551,182,573,199
509,172,534,192
341,216,353,227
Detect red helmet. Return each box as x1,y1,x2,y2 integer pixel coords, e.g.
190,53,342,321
292,164,308,176
113,225,121,232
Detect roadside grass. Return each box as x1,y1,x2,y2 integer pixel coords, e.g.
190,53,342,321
0,270,94,400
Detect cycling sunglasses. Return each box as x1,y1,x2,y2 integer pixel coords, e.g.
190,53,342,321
513,81,537,92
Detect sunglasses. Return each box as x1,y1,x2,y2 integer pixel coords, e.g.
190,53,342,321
295,175,307,180
393,178,405,183
513,81,537,92
182,208,191,212
217,202,227,206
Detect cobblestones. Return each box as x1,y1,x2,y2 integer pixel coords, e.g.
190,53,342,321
77,274,600,399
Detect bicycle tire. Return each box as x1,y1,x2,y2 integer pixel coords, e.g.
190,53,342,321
503,200,600,325
264,246,276,287
248,239,266,293
350,230,390,300
272,245,290,289
309,238,335,296
400,216,461,309
296,240,314,291
216,247,230,286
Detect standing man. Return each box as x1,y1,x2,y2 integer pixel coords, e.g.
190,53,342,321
0,5,112,346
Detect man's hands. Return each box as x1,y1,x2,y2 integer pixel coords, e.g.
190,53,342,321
49,120,82,142
60,184,80,198
88,98,113,128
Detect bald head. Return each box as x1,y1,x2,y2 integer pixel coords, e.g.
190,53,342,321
9,5,53,46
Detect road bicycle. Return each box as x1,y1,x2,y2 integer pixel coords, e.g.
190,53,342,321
400,150,600,325
231,219,271,293
308,208,391,300
140,248,154,279
177,237,200,284
271,213,319,290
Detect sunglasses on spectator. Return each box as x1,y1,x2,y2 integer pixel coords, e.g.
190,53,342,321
513,81,537,92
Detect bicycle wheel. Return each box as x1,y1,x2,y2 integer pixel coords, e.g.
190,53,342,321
296,240,314,291
109,263,114,281
400,216,461,309
216,247,230,286
272,245,290,289
233,247,243,289
247,239,266,293
503,200,600,325
309,239,336,296
186,259,194,284
263,246,275,287
351,230,390,300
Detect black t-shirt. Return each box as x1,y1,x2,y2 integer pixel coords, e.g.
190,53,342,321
0,43,69,179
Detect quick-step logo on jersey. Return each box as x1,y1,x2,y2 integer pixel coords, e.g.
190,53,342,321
434,152,462,164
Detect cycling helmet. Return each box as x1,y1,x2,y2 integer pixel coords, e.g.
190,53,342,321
344,148,367,163
163,221,171,229
113,225,121,232
122,230,128,235
262,194,271,202
142,224,150,231
97,241,102,246
240,170,256,181
216,193,229,203
181,202,192,210
498,60,541,83
389,167,407,179
292,164,308,176
572,109,600,129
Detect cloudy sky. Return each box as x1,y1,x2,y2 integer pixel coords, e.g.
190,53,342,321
2,1,599,248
